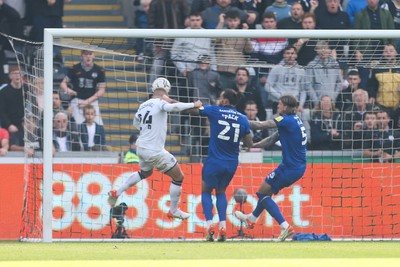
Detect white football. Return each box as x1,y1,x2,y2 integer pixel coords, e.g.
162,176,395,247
152,77,171,93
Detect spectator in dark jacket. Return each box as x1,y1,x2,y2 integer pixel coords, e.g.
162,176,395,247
363,109,400,162
201,0,256,29
353,0,395,59
30,0,71,42
0,65,25,133
233,67,266,121
0,0,24,83
53,111,81,152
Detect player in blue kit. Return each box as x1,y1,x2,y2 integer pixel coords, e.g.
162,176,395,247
235,94,307,241
197,89,254,242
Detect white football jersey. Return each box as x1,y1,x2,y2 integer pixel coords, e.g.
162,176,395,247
134,98,168,151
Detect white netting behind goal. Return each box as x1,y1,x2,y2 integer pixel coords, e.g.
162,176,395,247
1,29,399,241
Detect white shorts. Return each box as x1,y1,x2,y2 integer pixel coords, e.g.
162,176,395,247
137,147,177,173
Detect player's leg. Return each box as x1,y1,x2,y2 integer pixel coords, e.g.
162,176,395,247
164,162,184,212
164,162,190,220
201,182,215,241
215,187,228,242
235,179,291,238
255,167,304,241
108,171,151,207
235,167,294,238
258,182,294,242
255,181,291,232
202,159,229,241
214,164,236,242
108,147,151,206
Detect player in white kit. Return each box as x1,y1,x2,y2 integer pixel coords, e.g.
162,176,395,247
108,77,203,219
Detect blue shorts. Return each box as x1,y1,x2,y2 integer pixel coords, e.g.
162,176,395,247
202,158,238,190
265,164,305,194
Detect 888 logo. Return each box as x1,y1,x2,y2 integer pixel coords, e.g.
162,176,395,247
52,171,150,231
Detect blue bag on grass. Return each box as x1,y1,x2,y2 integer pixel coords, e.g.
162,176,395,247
292,233,331,241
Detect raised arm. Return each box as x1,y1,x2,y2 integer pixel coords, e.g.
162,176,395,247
250,119,276,130
252,131,280,149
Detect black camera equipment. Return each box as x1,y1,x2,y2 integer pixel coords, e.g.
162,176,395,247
110,202,130,239
232,188,251,239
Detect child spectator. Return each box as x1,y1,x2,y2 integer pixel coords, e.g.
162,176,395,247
124,134,139,163
80,104,107,151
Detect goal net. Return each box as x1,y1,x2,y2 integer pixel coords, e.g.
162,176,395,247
2,29,398,241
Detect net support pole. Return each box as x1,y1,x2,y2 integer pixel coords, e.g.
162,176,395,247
43,29,54,243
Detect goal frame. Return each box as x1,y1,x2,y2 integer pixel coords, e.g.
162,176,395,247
42,28,400,242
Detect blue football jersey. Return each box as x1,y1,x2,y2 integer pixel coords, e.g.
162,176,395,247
274,114,307,169
200,105,250,161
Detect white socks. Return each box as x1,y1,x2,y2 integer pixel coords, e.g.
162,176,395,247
169,183,182,213
280,221,289,230
248,214,258,223
116,172,141,196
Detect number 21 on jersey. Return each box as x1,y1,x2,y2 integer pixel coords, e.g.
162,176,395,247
217,120,240,143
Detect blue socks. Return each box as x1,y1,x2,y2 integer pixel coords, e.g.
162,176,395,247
216,192,227,222
201,192,228,222
253,192,285,224
201,192,213,221
252,192,266,218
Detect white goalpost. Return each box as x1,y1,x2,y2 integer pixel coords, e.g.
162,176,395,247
9,28,399,242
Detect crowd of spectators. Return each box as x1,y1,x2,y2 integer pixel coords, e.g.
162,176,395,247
2,0,400,162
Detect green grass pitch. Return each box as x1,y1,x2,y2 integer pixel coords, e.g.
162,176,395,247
1,241,400,267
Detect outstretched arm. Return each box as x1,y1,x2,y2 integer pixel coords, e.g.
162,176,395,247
253,131,279,149
162,100,202,112
161,95,202,114
250,120,276,130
